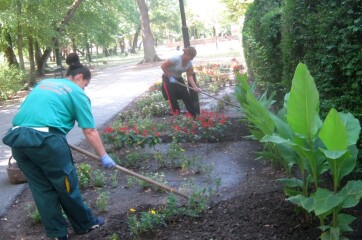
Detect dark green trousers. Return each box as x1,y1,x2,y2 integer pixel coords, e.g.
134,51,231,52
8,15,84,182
8,128,96,238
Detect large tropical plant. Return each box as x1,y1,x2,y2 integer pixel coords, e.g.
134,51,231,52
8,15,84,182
236,63,362,239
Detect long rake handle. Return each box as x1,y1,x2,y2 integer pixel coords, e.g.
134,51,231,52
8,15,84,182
175,81,241,109
69,144,188,199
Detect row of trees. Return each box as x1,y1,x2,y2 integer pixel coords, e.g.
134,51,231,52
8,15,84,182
0,0,245,101
242,0,361,120
0,0,188,85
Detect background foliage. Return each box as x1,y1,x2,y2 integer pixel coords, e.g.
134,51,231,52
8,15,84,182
243,0,362,119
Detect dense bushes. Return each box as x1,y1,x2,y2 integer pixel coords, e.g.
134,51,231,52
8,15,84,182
242,0,362,118
242,0,283,96
0,64,25,101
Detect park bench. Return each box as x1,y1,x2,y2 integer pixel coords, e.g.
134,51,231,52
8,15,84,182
53,65,65,78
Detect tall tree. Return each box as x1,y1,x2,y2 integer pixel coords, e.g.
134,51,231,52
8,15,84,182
16,0,25,70
220,0,251,21
37,0,85,75
136,0,161,63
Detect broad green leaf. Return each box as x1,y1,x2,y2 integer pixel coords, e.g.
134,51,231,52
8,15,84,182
338,213,356,232
339,180,362,208
319,108,348,151
284,187,303,197
271,113,294,139
276,144,297,169
288,194,315,212
339,112,361,146
314,188,344,216
320,149,347,159
287,63,320,140
323,146,356,186
261,135,296,146
338,145,357,182
276,178,303,188
320,227,341,240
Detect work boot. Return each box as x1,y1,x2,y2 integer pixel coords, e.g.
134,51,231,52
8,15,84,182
87,216,106,232
78,216,105,235
89,216,105,231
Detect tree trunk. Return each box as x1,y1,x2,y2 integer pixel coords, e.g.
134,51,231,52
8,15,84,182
72,38,77,53
34,41,42,73
37,0,85,75
131,25,141,54
54,39,62,66
85,39,91,62
38,47,52,75
119,37,125,54
28,35,36,86
4,31,19,67
16,0,25,70
136,0,161,63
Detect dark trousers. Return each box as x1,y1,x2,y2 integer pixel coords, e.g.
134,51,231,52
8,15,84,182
162,74,197,116
9,128,96,238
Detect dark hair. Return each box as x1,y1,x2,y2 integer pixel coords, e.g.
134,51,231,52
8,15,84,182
183,47,197,57
66,53,80,66
65,53,91,80
67,65,91,80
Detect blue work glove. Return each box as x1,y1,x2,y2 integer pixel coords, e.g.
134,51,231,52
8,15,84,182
100,153,116,169
169,76,176,83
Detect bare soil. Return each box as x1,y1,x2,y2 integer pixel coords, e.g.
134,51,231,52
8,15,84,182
1,86,361,240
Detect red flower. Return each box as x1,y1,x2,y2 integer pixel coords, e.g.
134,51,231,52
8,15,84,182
118,127,129,133
142,130,148,136
104,127,114,133
133,126,139,134
173,125,181,132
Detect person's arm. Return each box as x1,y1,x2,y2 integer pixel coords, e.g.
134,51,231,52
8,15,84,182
82,128,106,157
186,67,201,92
82,128,115,168
161,59,174,79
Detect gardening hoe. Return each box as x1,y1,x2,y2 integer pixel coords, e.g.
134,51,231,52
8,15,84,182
69,144,188,200
174,81,241,110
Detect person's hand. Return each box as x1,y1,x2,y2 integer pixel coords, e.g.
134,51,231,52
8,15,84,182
169,76,176,83
193,86,202,93
100,153,116,169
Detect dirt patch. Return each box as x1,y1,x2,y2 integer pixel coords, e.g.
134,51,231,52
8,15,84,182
1,86,362,240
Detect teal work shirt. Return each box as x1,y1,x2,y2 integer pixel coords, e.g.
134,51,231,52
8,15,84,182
13,78,95,134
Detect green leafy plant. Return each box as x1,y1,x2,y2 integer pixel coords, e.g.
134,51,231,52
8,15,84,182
110,170,119,188
139,172,168,192
127,208,166,236
162,193,185,219
154,150,167,167
124,151,151,168
237,63,362,239
185,185,212,217
27,204,41,224
135,91,169,117
76,163,92,188
108,152,121,165
107,233,120,240
126,175,138,188
96,191,110,212
92,169,106,188
0,64,25,101
102,124,161,150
